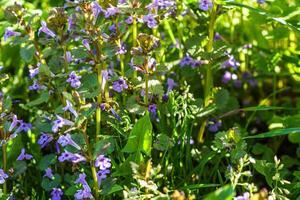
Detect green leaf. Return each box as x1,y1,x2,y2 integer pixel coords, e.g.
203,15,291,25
225,1,300,34
244,127,300,139
78,74,100,98
38,154,57,170
122,113,152,156
20,44,35,63
93,137,115,157
41,174,61,191
27,91,49,107
215,89,229,110
204,185,234,200
181,183,220,191
153,134,174,151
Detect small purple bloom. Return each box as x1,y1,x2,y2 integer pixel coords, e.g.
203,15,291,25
91,1,103,19
9,115,19,132
234,192,250,200
29,81,45,91
110,108,122,121
104,5,120,18
52,115,74,133
17,148,33,161
179,54,194,67
75,173,88,185
58,133,81,150
97,169,110,186
118,0,127,4
51,188,63,200
74,173,93,199
116,43,127,55
148,57,157,71
58,151,86,163
100,103,106,111
207,119,221,132
257,0,265,4
222,71,232,84
82,39,91,51
214,32,222,41
13,120,32,135
222,55,240,70
67,71,81,88
63,100,78,118
95,155,111,170
4,28,21,41
66,51,72,63
199,0,213,11
148,104,157,114
44,168,54,179
38,21,56,38
167,78,177,92
112,78,128,93
38,133,53,148
143,14,158,28
0,169,8,184
146,0,175,10
67,16,74,32
125,16,133,24
29,67,39,79
234,79,242,88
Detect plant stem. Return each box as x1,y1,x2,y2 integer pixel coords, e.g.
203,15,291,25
197,3,217,143
83,122,99,199
133,15,138,78
2,143,7,194
144,57,149,106
96,63,102,141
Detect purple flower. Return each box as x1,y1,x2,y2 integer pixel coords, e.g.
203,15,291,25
148,104,157,114
112,78,128,92
9,115,19,132
66,51,72,63
91,1,103,19
257,0,265,4
146,0,175,10
207,119,221,132
29,67,39,79
234,79,242,88
110,108,122,121
4,28,21,41
67,71,81,88
0,169,8,184
125,16,133,24
74,189,93,200
104,5,120,18
222,55,240,70
179,54,194,67
97,169,110,186
95,155,111,170
52,115,74,133
44,168,54,179
67,16,74,32
58,133,81,150
51,188,63,200
82,39,91,51
143,14,158,28
29,81,45,91
234,192,250,200
58,151,86,163
199,0,213,11
13,121,32,136
38,133,53,148
38,21,56,38
214,32,222,41
119,0,127,4
116,43,127,55
167,78,177,92
74,173,93,199
63,100,78,118
17,148,33,161
222,71,232,84
148,57,157,71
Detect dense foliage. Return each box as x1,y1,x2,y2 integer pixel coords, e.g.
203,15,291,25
0,0,300,199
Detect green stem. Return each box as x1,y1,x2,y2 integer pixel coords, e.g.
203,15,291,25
133,15,138,78
144,57,149,106
83,122,99,199
2,143,7,194
96,64,102,141
197,3,217,143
